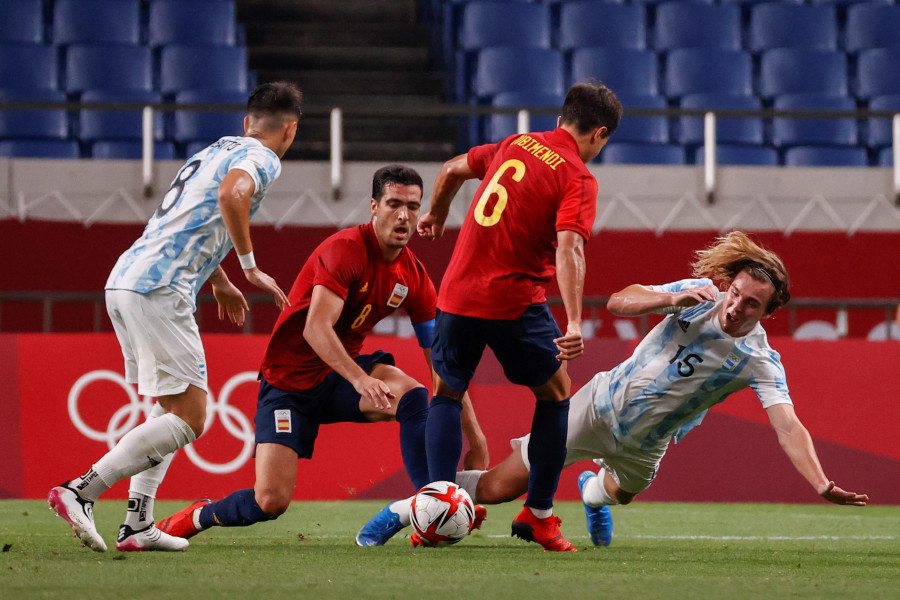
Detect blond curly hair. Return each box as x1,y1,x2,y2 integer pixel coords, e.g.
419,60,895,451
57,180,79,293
691,231,790,313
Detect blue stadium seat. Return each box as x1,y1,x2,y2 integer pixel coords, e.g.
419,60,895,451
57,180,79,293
0,140,79,158
783,146,868,167
772,94,858,148
694,145,779,167
0,0,44,43
0,43,58,91
808,0,891,8
602,142,685,165
665,49,753,99
559,2,646,51
52,0,141,45
78,90,165,142
0,89,68,140
173,89,246,147
609,94,669,144
570,48,658,97
458,2,550,51
845,5,900,54
749,5,837,52
759,49,847,99
149,0,238,47
654,4,742,51
720,0,802,6
487,91,563,142
470,47,564,100
878,147,893,167
160,45,249,96
678,94,764,148
91,141,176,160
867,95,900,150
64,44,153,94
856,48,900,100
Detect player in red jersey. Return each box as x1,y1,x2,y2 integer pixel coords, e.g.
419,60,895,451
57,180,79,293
157,165,487,540
417,82,622,552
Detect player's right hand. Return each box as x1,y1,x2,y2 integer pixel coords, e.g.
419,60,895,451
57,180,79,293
355,375,395,411
244,267,290,310
672,283,719,308
417,211,445,241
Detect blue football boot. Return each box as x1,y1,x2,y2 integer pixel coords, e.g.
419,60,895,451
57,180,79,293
577,471,613,547
355,503,406,547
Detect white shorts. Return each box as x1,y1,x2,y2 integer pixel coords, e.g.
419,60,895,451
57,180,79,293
106,287,208,397
513,379,668,495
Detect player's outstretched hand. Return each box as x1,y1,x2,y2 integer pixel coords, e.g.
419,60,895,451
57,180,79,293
244,267,290,310
355,375,395,412
417,211,445,241
673,283,719,308
212,279,250,326
554,323,584,361
819,481,868,506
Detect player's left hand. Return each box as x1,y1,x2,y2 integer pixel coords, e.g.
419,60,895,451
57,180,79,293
212,280,250,326
819,481,868,506
244,267,290,310
554,323,584,361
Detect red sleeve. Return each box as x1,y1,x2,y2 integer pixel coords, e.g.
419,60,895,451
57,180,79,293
556,172,598,242
404,263,438,324
311,237,366,300
467,140,502,180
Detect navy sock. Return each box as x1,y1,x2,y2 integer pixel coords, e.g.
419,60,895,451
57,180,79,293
526,399,570,511
425,395,463,483
199,489,275,529
395,387,430,490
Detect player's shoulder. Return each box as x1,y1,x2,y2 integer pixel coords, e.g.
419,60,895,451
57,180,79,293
652,277,714,293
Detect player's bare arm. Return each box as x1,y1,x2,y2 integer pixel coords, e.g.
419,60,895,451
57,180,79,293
218,168,289,310
553,229,586,361
304,285,393,411
208,265,250,326
607,283,719,316
418,153,476,241
766,403,868,506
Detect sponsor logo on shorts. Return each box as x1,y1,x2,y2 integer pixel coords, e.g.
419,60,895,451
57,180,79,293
275,409,291,433
387,283,408,308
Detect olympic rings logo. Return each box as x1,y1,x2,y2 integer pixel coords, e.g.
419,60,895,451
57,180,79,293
67,370,257,474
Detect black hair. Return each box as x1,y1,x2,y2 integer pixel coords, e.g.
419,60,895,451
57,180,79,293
247,81,303,127
372,164,424,200
559,80,623,137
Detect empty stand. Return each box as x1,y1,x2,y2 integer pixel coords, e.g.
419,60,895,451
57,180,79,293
64,44,154,94
759,49,848,99
602,142,684,165
487,91,563,142
678,93,764,148
772,94,858,148
665,49,753,99
173,89,247,147
694,144,779,166
52,0,141,46
856,48,900,100
749,4,838,52
149,0,238,47
78,90,165,142
783,146,868,167
610,94,669,144
0,89,68,140
0,43,59,91
845,4,900,54
0,140,79,158
0,0,43,43
654,3,742,51
470,47,564,100
570,48,658,96
91,141,176,160
160,45,249,96
559,2,646,51
867,95,900,150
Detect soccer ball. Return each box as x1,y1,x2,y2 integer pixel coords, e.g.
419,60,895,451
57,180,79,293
410,481,476,547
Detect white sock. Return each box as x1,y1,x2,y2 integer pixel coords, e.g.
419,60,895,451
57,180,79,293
79,413,195,502
455,470,486,504
582,469,620,507
124,404,176,528
389,497,413,526
528,507,553,519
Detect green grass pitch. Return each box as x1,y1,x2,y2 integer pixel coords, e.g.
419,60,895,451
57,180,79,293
2,499,897,599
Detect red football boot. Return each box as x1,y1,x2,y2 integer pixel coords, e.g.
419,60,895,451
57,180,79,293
156,499,211,539
510,507,577,552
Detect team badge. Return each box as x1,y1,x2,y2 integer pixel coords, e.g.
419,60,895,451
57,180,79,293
387,283,409,308
722,351,742,371
274,409,292,433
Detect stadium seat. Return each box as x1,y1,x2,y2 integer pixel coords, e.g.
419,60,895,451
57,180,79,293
845,4,900,54
678,94,764,148
159,45,249,96
52,0,141,45
173,89,246,147
487,91,563,142
878,147,893,167
602,142,685,165
808,0,891,8
0,43,59,91
458,1,550,52
665,49,753,99
78,90,165,142
759,49,847,99
694,145,779,167
793,320,840,340
865,95,900,150
654,4,742,51
609,94,669,144
783,146,869,167
749,4,837,52
149,0,239,47
91,140,176,160
470,47,564,100
856,48,900,100
866,321,900,341
559,2,646,51
0,89,68,140
64,44,153,94
0,0,43,43
0,140,79,158
772,94,858,148
570,48,658,97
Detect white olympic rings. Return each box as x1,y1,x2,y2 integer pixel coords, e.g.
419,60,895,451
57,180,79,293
67,370,257,474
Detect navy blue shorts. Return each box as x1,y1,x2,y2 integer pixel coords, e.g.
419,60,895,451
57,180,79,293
431,304,562,392
254,351,394,460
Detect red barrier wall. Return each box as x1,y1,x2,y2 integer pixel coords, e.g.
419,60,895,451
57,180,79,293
2,333,897,504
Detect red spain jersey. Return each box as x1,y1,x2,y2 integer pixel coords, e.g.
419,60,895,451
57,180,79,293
262,223,437,391
438,128,598,319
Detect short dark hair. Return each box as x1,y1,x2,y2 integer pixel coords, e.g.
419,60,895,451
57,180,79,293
559,81,623,138
247,81,303,127
372,164,424,200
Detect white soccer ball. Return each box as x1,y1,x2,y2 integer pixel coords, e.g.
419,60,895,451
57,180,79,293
410,480,476,547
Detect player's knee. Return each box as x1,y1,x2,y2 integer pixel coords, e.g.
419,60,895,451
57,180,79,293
254,490,290,517
615,490,636,505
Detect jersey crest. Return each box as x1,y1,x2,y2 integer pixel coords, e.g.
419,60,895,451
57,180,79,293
387,283,409,308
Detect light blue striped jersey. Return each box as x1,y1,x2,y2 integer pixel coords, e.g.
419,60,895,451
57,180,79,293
590,278,792,450
106,136,281,308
